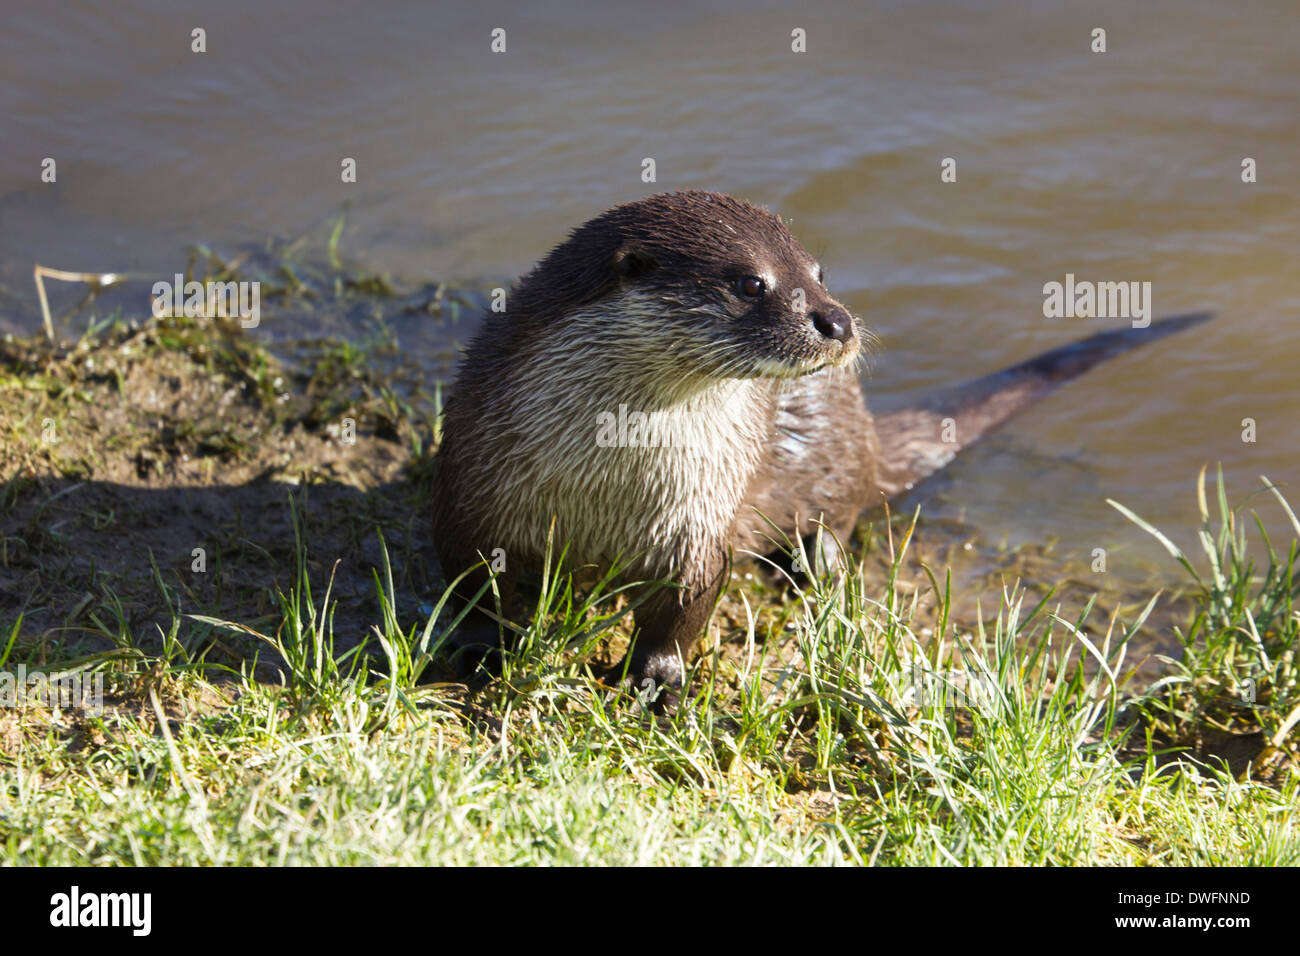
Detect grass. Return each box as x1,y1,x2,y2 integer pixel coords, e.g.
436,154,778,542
1,465,1296,865
1,234,1294,866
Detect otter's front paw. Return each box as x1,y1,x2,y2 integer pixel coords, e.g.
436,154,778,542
618,654,684,715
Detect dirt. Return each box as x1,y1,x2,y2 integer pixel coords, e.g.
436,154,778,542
0,314,442,674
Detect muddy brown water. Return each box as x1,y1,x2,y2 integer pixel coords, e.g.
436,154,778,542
2,1,1297,600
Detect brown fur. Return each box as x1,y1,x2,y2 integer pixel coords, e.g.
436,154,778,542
431,190,1209,709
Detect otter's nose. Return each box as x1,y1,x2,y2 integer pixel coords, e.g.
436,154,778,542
811,306,853,343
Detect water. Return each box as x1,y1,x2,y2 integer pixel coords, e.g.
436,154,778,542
2,0,1297,565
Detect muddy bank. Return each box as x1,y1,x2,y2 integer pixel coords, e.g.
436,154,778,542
0,309,441,671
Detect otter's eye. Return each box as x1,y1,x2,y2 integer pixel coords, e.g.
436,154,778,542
735,275,766,298
817,268,825,286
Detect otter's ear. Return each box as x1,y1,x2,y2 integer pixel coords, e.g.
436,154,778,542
612,245,659,282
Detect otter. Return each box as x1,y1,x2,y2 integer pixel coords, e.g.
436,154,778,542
431,190,1207,708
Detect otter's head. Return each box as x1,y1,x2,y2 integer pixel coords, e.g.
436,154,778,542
511,191,865,380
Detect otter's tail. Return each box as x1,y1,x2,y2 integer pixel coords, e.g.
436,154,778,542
872,312,1212,497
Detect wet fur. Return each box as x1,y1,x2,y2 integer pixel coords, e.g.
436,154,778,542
431,190,1208,709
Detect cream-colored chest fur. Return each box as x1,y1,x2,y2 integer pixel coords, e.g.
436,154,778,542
459,305,772,581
